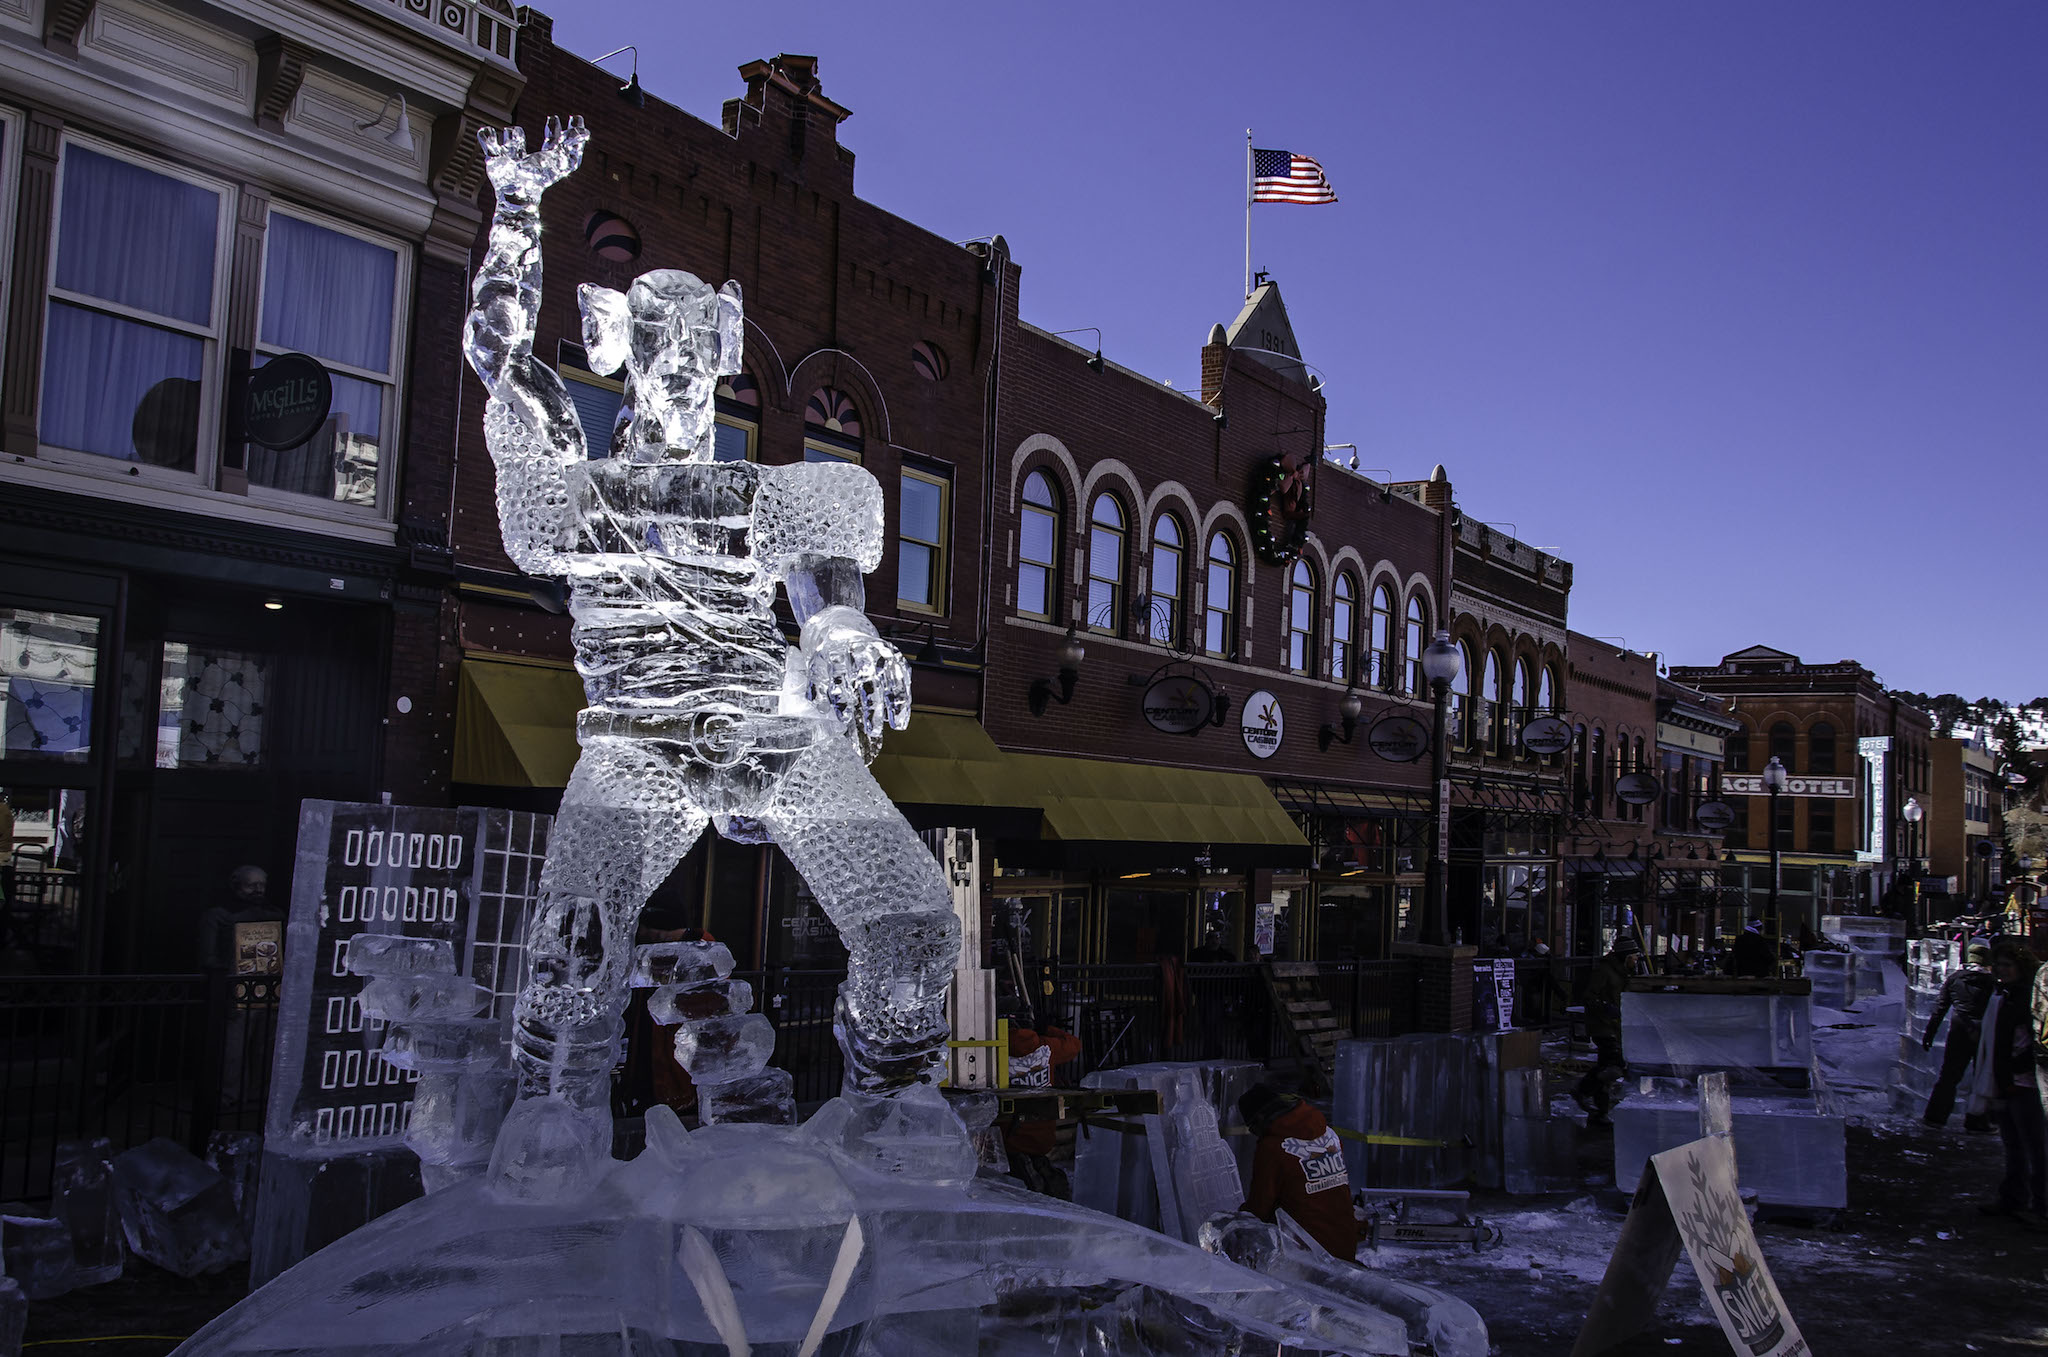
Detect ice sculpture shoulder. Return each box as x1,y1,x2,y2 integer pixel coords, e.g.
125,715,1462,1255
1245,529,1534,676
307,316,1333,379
462,117,959,1197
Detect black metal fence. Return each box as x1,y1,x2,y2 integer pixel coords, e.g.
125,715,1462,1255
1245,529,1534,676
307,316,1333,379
1495,955,1593,1030
0,973,276,1202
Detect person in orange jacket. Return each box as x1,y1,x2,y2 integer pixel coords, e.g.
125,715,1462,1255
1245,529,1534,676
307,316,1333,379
1237,1083,1358,1261
1001,1010,1082,1198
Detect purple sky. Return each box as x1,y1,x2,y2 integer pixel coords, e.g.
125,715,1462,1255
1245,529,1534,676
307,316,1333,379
547,3,2048,702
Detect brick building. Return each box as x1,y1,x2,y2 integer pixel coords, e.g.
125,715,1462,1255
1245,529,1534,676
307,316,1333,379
1669,645,1934,928
1927,734,1997,914
0,0,520,970
1556,635,1658,956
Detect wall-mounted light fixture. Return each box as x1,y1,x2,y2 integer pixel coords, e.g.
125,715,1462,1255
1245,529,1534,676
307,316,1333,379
1317,683,1364,752
1050,327,1104,374
355,93,413,150
262,597,284,612
593,45,644,106
1028,627,1085,716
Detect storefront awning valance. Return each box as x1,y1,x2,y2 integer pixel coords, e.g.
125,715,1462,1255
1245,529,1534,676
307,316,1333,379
1008,752,1309,851
454,655,584,788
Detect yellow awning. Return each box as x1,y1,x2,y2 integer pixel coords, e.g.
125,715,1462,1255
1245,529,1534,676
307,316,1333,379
868,713,1036,811
455,655,583,788
1008,752,1308,849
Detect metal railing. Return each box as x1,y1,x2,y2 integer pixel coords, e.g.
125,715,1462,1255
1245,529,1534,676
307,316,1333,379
0,974,276,1202
1489,955,1593,1029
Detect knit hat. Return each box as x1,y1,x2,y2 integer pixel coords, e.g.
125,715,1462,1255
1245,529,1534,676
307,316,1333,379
1238,1083,1299,1135
1611,935,1643,957
1966,942,1993,964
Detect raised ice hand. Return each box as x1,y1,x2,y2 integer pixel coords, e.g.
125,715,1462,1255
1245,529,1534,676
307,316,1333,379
800,605,912,742
479,116,589,205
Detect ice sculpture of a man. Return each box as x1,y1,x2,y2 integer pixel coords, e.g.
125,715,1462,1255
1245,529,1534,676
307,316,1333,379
463,118,959,1191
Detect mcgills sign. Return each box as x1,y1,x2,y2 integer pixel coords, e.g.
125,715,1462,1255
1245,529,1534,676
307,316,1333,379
245,353,334,451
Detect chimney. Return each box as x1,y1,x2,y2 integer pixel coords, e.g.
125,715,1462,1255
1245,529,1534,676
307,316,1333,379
723,54,855,189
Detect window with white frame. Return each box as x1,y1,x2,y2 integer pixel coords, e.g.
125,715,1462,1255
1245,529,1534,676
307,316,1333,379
1402,596,1427,694
251,207,404,507
1017,470,1060,621
1330,572,1355,682
1086,494,1125,634
1286,559,1316,674
1368,584,1393,688
40,140,230,477
1148,513,1184,646
1203,532,1236,659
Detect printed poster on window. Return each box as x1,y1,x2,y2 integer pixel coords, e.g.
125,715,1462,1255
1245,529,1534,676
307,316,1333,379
1659,1135,1806,1357
1253,901,1276,956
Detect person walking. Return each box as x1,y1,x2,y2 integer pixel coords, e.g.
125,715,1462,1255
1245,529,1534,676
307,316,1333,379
1236,1083,1357,1261
1923,942,1998,1131
1574,936,1643,1129
1980,946,2045,1226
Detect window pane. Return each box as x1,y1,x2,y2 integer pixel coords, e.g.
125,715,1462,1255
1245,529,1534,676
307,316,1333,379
1090,526,1121,582
712,419,751,463
1024,471,1055,508
898,542,934,608
1092,494,1122,528
41,302,201,467
1088,578,1117,629
901,475,944,543
56,146,216,325
1021,506,1055,566
157,642,267,768
244,362,382,503
1154,515,1179,546
1153,543,1180,598
1018,563,1048,617
3,610,100,763
260,213,396,373
1205,608,1227,655
804,443,855,463
563,375,622,458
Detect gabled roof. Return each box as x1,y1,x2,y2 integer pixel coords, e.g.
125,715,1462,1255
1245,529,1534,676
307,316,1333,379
1225,281,1310,386
1722,645,1799,664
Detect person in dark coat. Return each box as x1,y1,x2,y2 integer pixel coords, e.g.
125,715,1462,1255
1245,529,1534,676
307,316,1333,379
1729,918,1776,979
1982,947,2046,1225
1573,936,1642,1128
1237,1083,1357,1261
1924,942,1998,1131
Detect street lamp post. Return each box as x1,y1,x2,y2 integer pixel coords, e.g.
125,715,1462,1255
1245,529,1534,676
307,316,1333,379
1420,630,1464,947
1901,797,1924,934
1762,756,1788,972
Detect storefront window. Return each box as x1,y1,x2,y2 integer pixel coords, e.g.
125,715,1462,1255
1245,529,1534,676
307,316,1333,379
154,643,267,769
0,786,88,957
3,610,101,764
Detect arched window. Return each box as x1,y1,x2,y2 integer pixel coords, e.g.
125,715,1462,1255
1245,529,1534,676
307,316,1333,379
1450,642,1472,746
1512,659,1532,753
1086,493,1125,634
1481,650,1503,753
1330,573,1356,682
1018,471,1060,621
1204,532,1236,658
1148,513,1184,645
1809,722,1836,775
713,372,758,462
1572,724,1589,809
1369,585,1394,687
1402,597,1427,694
1590,727,1607,812
803,386,863,463
1769,721,1796,768
1286,559,1317,674
1631,736,1647,821
1537,665,1556,715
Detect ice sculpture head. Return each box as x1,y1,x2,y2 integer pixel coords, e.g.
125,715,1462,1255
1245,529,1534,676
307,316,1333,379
578,271,743,461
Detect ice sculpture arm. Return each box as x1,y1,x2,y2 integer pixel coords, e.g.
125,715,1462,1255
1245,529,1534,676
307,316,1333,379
462,118,590,576
787,556,911,742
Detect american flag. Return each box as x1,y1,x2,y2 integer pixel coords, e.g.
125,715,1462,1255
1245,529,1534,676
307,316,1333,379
1252,148,1337,204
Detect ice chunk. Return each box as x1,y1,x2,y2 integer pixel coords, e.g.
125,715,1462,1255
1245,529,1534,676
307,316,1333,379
646,978,752,1025
407,1070,516,1167
109,1139,248,1277
343,933,455,977
359,972,489,1022
52,1138,123,1287
205,1132,264,1236
671,1013,774,1084
0,1209,74,1300
629,939,733,988
377,1018,502,1071
0,1277,23,1357
698,1069,795,1126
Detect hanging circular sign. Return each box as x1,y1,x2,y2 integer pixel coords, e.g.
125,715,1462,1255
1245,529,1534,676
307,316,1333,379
245,353,333,451
1366,714,1431,763
1141,675,1216,735
1614,772,1662,806
1694,799,1737,832
1520,715,1575,756
1240,688,1284,759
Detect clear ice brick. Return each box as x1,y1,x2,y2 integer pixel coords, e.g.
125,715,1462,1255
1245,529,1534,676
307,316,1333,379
672,1013,775,1084
0,1277,23,1357
646,978,752,1025
629,939,733,988
344,934,455,977
377,1018,502,1072
359,973,490,1022
697,1069,796,1126
108,1139,248,1277
0,1210,74,1300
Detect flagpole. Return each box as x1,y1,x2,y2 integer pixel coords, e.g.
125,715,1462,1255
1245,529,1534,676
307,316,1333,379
1244,129,1253,299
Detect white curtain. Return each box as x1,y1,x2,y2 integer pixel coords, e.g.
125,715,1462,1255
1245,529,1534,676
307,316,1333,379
260,212,395,374
41,301,201,465
54,145,216,324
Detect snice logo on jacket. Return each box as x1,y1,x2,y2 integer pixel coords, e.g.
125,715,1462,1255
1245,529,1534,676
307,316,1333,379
1283,1129,1349,1194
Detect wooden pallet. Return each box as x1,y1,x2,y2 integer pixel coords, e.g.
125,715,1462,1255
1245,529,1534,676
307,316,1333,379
1264,962,1342,1094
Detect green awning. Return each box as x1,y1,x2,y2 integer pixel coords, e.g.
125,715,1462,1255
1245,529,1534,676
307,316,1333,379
454,655,583,787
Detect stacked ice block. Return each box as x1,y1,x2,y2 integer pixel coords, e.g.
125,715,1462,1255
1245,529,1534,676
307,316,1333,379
1821,915,1905,998
1803,950,1857,1010
1618,990,1814,1078
1073,1060,1260,1240
1331,1034,1487,1190
1500,1067,1576,1194
1892,937,1962,1114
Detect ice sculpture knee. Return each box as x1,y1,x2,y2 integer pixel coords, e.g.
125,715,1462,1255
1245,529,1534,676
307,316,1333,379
462,119,958,1161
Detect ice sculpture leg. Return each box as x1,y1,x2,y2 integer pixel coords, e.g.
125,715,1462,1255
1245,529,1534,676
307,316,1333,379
512,738,707,1103
758,738,960,1096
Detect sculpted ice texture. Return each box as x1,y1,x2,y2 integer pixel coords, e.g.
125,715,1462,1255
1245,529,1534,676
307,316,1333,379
462,118,958,1190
